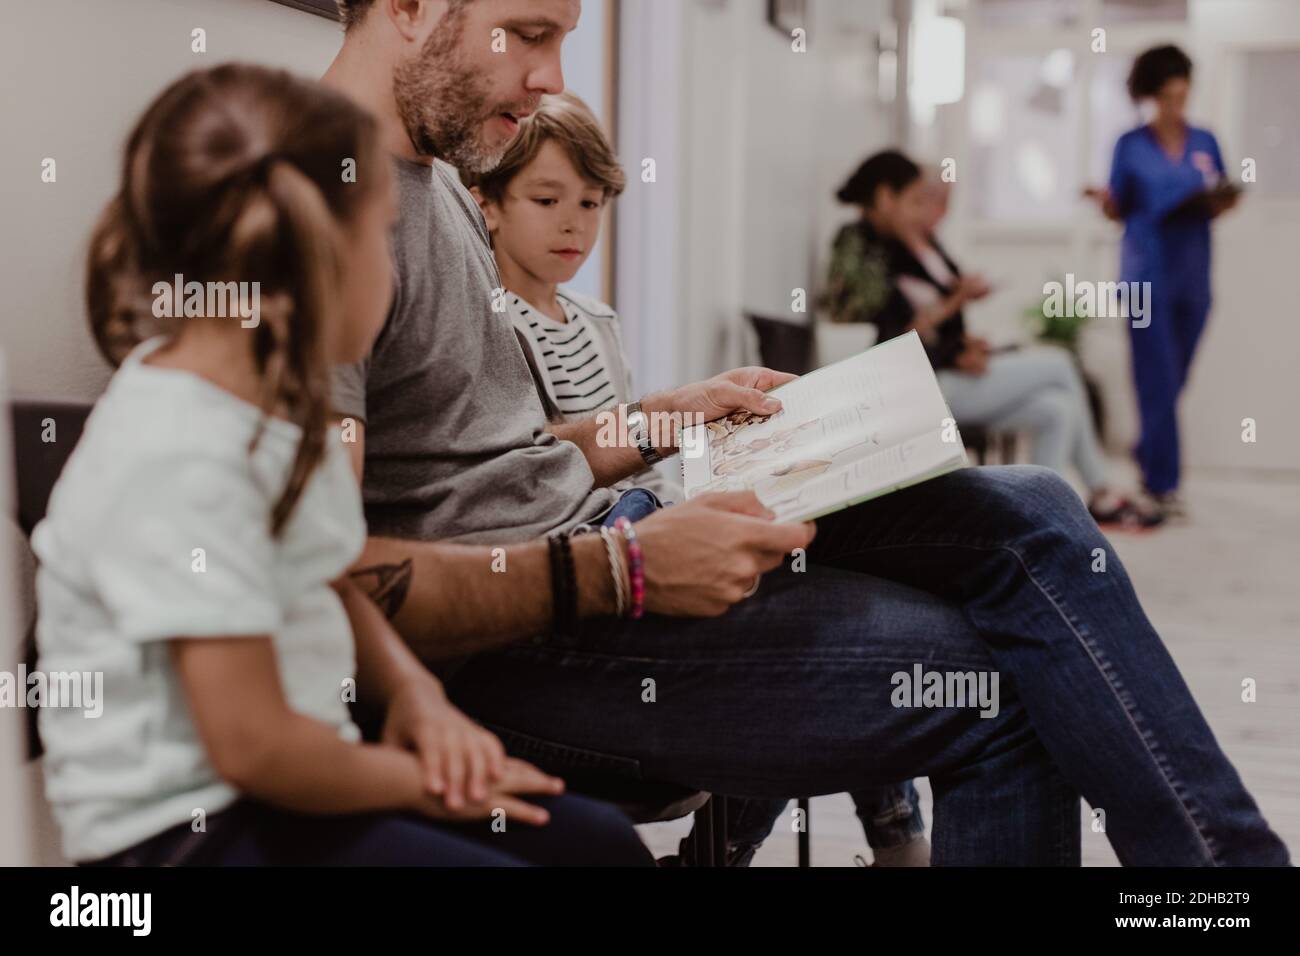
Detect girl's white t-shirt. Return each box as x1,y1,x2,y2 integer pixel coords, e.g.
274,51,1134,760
32,338,366,862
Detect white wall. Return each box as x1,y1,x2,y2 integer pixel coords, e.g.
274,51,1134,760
554,0,610,301
712,0,896,381
616,0,894,391
741,1,892,321
0,0,344,403
1181,0,1300,472
614,0,688,395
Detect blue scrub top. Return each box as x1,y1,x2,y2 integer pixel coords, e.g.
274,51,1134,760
1108,124,1226,289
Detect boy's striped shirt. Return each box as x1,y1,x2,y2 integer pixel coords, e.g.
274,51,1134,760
509,291,616,417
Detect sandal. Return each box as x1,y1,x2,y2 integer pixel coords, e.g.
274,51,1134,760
1090,497,1165,531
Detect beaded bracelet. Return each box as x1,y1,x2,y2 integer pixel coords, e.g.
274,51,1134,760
598,525,627,617
613,517,645,619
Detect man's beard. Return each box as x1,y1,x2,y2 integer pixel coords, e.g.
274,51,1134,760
393,13,527,172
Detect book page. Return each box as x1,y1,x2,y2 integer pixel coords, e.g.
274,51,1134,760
759,427,964,522
681,332,963,510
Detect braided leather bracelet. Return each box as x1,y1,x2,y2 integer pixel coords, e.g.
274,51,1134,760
598,525,627,617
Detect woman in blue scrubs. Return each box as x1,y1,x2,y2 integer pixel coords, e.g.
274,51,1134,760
1089,45,1239,518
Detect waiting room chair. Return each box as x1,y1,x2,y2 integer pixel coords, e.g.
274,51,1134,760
10,401,92,537
748,313,815,376
564,773,732,866
962,426,1019,466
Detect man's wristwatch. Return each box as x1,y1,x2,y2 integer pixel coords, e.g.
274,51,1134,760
624,401,663,467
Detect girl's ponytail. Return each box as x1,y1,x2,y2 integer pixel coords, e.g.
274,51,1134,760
255,159,346,535
84,63,380,535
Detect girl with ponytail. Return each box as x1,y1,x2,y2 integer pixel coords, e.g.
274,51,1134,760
34,64,650,866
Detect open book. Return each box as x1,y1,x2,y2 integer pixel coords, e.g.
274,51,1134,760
680,331,969,523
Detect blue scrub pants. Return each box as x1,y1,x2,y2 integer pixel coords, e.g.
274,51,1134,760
1126,242,1212,496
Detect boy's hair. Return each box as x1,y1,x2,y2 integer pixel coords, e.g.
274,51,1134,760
86,63,382,534
461,91,626,204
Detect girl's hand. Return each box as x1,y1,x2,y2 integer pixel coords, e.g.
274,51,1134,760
411,757,566,827
382,679,510,809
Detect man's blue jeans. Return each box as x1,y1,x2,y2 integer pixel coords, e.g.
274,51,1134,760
445,466,1289,865
602,491,927,865
603,491,927,865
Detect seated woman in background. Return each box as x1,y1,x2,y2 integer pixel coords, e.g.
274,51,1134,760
824,150,1161,529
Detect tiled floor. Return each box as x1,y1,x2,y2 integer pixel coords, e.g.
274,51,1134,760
636,469,1300,866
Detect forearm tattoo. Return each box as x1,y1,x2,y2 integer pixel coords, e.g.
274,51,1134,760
349,557,414,619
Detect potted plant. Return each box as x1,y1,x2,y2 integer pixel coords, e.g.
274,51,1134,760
1023,280,1107,436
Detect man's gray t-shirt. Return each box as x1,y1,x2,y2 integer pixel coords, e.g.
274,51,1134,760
333,158,617,544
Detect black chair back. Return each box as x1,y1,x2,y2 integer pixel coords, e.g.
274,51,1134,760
9,400,93,760
747,314,815,376
10,401,92,535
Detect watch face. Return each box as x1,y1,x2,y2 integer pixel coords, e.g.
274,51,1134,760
627,410,647,432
